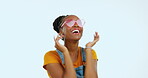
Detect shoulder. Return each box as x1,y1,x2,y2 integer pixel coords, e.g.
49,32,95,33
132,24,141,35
44,50,61,61
91,49,98,60
91,49,97,54
43,50,61,69
81,47,98,60
44,50,59,57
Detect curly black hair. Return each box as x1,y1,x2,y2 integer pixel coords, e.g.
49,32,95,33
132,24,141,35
53,15,69,33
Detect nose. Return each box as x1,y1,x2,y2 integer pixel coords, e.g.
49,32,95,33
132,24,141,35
73,22,79,27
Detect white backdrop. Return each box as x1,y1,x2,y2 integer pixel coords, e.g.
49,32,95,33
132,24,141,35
0,0,148,78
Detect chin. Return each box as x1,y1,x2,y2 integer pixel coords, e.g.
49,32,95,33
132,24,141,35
72,37,81,41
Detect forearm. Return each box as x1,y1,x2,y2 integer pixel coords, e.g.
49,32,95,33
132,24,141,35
85,48,98,78
63,51,76,78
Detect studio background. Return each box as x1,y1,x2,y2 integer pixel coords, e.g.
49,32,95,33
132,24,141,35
0,0,148,78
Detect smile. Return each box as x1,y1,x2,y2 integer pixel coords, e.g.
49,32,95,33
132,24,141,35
72,29,80,34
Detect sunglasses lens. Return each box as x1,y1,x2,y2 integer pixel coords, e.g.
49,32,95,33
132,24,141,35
77,19,85,27
63,19,85,27
66,20,75,27
77,20,82,27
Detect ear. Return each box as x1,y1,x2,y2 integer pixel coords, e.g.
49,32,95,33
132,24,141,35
58,29,64,36
58,29,65,41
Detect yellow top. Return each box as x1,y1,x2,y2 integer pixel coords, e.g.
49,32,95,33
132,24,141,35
43,47,98,77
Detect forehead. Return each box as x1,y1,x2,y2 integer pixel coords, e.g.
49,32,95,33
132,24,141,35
63,15,79,21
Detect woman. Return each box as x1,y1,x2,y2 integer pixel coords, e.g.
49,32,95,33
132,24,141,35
43,15,99,78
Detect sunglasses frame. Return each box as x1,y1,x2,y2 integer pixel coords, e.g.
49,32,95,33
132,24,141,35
61,19,85,28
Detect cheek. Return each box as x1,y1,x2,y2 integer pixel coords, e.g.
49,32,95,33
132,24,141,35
62,27,68,32
81,28,83,33
62,27,71,35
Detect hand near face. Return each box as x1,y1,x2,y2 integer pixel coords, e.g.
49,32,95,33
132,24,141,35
86,32,99,48
54,35,68,53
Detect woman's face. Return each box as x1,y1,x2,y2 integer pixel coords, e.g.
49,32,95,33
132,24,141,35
60,15,83,41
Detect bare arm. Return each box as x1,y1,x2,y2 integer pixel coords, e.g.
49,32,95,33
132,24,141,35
85,49,98,78
62,51,76,77
85,32,99,78
45,35,76,78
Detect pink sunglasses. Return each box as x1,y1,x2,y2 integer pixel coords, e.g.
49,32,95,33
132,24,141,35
61,19,85,27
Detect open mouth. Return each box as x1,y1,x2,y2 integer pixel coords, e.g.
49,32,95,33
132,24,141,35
72,29,80,34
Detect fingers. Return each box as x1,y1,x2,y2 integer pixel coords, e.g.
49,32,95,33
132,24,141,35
86,32,100,47
54,35,63,47
94,32,99,39
94,32,99,42
54,35,62,42
54,35,63,48
92,32,99,45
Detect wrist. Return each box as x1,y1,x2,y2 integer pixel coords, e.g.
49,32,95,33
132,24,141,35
62,48,68,53
63,50,69,55
85,46,92,49
85,47,92,52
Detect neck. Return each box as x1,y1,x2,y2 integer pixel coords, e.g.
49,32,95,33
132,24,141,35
64,40,79,54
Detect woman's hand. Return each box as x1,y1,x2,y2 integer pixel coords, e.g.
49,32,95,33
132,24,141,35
86,32,99,47
54,35,68,53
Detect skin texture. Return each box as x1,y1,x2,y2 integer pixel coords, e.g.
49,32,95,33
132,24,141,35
45,15,99,78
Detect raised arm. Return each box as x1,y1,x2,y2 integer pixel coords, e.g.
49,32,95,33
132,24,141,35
45,35,76,78
85,32,99,78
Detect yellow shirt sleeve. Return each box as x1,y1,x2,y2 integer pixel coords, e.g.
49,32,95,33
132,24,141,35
43,49,98,69
43,50,61,69
92,49,98,60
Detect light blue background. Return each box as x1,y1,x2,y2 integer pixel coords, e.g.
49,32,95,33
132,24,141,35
0,0,148,78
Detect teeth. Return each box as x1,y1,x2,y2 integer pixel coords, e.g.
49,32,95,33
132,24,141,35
72,30,79,33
